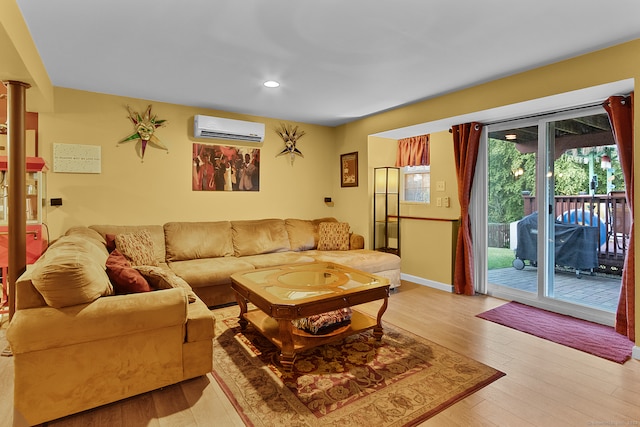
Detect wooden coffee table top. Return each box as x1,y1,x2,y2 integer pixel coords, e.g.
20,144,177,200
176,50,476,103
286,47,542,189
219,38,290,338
230,262,389,319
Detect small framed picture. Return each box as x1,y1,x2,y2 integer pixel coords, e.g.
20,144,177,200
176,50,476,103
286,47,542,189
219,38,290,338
340,152,358,187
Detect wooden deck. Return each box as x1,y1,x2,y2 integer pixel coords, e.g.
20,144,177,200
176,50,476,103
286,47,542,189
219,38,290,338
487,266,622,313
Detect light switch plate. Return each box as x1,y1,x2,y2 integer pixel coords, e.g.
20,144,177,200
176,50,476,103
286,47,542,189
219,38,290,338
436,181,445,191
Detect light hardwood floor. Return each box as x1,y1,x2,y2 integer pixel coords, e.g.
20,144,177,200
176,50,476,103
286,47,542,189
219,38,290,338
1,281,639,426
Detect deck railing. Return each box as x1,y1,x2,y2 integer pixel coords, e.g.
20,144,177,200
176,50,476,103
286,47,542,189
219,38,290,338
522,193,630,274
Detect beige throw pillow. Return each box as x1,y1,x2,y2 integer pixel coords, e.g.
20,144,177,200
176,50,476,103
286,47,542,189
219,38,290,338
135,266,197,303
317,222,350,251
115,230,158,266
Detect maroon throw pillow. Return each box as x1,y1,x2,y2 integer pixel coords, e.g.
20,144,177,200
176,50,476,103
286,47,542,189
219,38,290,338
106,249,151,294
105,233,117,253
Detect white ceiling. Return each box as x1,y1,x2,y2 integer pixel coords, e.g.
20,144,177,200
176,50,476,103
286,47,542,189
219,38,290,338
15,0,640,127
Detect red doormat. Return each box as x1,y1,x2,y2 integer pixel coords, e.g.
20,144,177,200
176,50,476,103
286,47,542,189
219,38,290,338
211,306,505,427
477,302,634,363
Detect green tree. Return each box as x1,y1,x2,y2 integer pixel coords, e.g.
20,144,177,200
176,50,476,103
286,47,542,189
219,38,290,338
487,142,625,224
488,139,535,223
554,155,588,195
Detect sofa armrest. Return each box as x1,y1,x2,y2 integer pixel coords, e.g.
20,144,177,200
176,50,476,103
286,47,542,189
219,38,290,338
7,287,187,354
15,267,47,310
350,233,365,250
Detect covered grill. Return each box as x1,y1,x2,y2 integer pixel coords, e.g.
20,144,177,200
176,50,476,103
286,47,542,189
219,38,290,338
513,211,599,277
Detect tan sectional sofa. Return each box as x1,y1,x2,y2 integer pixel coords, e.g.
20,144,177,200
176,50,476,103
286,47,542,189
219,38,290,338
7,217,400,426
87,217,401,307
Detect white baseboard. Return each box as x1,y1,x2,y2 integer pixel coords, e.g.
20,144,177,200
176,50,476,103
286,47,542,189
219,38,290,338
633,346,640,361
400,273,452,292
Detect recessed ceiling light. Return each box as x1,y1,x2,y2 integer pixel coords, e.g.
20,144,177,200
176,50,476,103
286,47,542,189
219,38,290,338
505,134,517,140
263,80,280,88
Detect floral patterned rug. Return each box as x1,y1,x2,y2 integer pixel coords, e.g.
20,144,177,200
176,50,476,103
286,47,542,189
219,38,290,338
211,307,504,426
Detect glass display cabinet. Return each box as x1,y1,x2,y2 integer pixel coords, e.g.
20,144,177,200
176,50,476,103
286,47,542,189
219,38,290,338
0,156,47,225
0,156,48,313
373,167,400,255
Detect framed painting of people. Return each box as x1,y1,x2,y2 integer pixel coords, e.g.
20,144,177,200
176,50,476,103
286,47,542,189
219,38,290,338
193,143,260,191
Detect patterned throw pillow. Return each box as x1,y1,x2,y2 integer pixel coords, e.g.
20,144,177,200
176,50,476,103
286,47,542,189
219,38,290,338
114,230,157,266
317,222,350,251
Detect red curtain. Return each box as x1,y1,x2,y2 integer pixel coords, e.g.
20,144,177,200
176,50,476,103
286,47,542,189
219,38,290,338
396,134,430,167
604,94,635,342
451,122,483,295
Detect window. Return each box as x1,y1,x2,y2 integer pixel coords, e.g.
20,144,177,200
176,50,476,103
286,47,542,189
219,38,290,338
402,165,430,203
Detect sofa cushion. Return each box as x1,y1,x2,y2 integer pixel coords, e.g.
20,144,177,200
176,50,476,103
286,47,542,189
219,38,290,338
184,298,216,342
168,257,255,288
64,226,108,251
135,265,197,303
306,249,401,273
106,250,152,294
231,219,291,256
8,287,187,353
285,217,338,251
239,252,315,269
49,234,110,263
115,230,158,266
164,221,233,261
284,219,316,251
317,222,350,251
30,236,114,308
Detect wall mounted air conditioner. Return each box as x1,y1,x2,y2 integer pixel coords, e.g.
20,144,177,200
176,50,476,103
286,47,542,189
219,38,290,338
194,115,265,143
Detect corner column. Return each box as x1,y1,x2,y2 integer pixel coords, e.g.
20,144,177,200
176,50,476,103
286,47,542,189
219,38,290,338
4,80,30,320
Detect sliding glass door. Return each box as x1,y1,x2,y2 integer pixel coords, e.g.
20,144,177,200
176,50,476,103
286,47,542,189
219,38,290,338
484,107,623,325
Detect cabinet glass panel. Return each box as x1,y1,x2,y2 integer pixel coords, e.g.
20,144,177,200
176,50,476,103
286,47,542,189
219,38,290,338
0,170,5,224
373,167,400,255
0,157,47,226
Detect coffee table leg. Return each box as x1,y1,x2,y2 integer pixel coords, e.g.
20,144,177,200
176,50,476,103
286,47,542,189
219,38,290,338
277,319,296,370
235,294,248,330
373,295,389,341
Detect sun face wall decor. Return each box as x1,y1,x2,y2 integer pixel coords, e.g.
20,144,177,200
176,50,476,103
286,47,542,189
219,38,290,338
118,105,168,161
275,123,306,165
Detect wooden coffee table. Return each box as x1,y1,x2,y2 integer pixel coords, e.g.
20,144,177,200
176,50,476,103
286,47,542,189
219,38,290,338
230,262,390,370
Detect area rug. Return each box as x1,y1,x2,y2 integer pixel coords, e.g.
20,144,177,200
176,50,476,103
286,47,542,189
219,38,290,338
211,307,505,427
477,301,634,363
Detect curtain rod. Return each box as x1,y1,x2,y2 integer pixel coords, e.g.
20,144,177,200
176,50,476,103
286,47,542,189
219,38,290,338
446,92,632,132
447,101,606,133
482,100,609,128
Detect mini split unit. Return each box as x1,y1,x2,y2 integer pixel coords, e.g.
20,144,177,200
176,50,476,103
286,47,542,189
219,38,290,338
194,115,265,143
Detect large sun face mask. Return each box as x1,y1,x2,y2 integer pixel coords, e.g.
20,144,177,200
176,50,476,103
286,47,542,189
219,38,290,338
119,105,168,161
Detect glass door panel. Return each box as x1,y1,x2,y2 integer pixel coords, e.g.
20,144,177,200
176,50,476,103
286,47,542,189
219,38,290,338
487,124,538,295
486,109,622,322
547,113,623,313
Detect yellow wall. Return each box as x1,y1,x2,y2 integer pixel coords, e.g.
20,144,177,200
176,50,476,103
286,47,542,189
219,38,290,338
40,88,342,237
368,131,460,285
